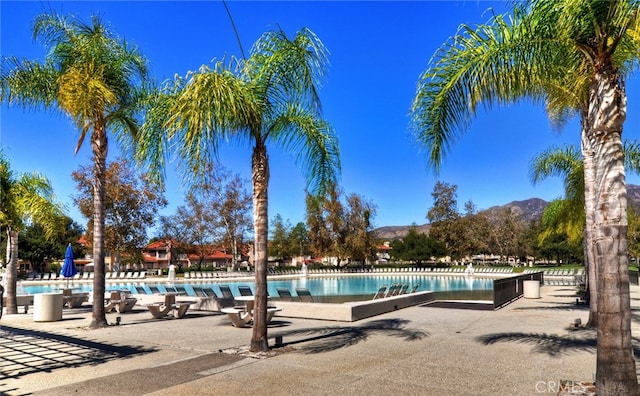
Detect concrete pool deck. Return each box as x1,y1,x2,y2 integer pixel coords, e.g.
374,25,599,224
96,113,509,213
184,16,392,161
2,283,636,395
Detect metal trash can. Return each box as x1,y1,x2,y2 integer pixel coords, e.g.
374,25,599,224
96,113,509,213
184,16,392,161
523,280,541,299
33,293,64,322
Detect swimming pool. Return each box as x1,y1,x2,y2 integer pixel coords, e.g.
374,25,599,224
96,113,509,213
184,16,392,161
20,274,496,302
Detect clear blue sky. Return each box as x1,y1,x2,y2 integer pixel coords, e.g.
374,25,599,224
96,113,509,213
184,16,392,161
2,1,640,233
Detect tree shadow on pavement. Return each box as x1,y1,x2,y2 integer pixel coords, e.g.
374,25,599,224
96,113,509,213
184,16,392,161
0,324,156,381
476,332,597,356
512,302,589,311
271,318,428,354
478,331,640,358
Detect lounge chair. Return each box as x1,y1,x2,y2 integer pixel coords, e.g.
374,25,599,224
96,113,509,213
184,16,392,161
397,284,410,295
409,284,419,293
384,284,399,297
131,285,146,294
192,286,208,298
295,288,314,302
238,285,253,296
219,285,235,300
174,284,189,295
148,284,162,294
372,285,387,300
277,287,294,301
187,286,234,310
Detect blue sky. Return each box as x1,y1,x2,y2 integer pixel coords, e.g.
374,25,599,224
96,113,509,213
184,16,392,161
2,1,640,233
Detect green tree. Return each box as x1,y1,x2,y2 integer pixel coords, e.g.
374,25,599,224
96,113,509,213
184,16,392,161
306,193,333,259
344,194,377,264
72,158,167,270
1,13,148,328
427,181,460,259
390,226,445,265
410,2,640,391
270,214,292,264
458,201,491,260
138,28,340,351
530,141,640,326
160,190,217,270
289,222,311,259
210,169,252,270
0,153,65,314
486,207,525,263
306,186,377,266
20,217,84,275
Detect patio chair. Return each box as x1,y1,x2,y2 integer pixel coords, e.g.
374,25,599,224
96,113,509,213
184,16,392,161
397,284,410,295
148,284,162,294
218,285,234,300
206,286,235,308
192,286,208,298
295,288,314,302
131,285,147,294
384,283,399,297
277,287,294,301
372,285,387,300
409,284,419,293
174,284,189,295
238,285,253,297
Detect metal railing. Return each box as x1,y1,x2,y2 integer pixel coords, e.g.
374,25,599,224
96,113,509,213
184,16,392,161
493,272,544,309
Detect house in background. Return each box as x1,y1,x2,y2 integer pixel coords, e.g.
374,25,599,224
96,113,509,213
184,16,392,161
141,239,252,271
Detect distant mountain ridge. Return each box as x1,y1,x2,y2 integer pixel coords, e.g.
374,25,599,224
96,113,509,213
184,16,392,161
373,184,640,240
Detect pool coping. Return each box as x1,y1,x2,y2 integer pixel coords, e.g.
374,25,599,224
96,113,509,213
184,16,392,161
271,291,435,322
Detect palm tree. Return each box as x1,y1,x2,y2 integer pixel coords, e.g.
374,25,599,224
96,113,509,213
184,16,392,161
410,1,640,393
0,152,65,314
138,28,340,352
0,12,148,328
530,141,640,327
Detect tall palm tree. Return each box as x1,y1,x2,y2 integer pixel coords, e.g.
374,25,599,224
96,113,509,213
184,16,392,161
0,152,65,314
0,12,148,328
530,141,640,327
410,1,640,393
138,28,340,352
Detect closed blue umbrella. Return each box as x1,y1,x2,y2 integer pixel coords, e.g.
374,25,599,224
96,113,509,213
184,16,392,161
60,243,77,287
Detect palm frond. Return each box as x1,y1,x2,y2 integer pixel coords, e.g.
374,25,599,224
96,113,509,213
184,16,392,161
268,103,341,196
410,7,573,172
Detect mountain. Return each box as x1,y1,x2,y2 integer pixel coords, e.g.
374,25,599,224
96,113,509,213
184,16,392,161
483,197,548,223
373,184,640,240
372,224,431,241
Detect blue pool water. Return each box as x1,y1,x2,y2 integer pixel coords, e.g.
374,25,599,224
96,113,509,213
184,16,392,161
21,274,495,299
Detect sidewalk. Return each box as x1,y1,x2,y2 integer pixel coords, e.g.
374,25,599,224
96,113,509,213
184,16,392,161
1,282,630,395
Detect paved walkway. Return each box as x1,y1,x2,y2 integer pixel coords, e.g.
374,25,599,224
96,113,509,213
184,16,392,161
1,282,637,395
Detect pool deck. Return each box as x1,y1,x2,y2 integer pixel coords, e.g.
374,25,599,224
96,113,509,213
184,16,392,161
2,282,636,395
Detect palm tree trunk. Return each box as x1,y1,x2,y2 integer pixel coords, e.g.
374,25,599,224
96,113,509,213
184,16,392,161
5,229,18,314
581,108,598,327
250,142,269,352
587,68,638,395
89,125,108,328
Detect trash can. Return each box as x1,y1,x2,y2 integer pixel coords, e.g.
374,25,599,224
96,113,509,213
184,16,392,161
33,293,64,322
523,280,541,299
